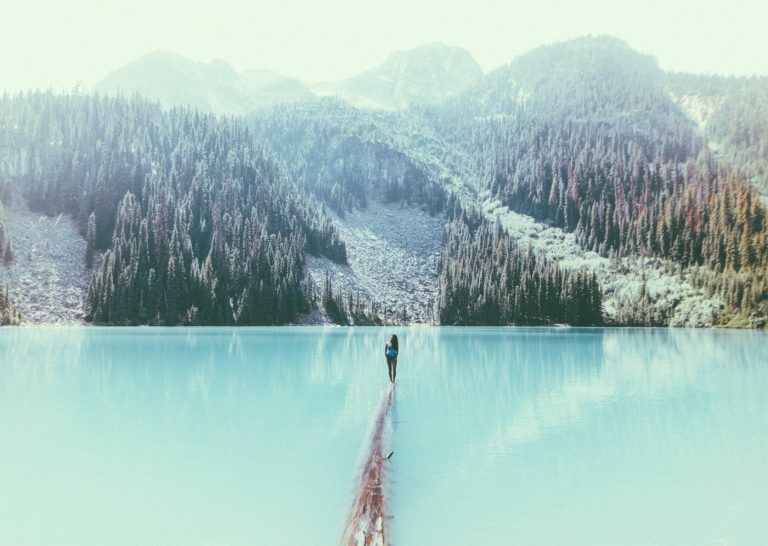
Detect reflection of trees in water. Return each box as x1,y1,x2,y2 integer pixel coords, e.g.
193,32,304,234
419,328,768,468
410,328,605,400
605,328,768,378
0,327,86,387
6,327,766,461
406,329,607,465
41,328,412,440
73,329,348,428
3,328,410,434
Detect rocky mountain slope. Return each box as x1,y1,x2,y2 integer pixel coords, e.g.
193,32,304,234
3,36,767,327
0,205,90,324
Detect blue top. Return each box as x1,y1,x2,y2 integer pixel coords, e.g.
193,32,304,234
386,344,398,360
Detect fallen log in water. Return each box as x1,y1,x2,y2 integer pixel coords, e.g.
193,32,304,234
340,383,395,546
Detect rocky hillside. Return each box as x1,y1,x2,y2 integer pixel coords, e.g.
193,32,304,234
2,36,767,328
0,204,90,324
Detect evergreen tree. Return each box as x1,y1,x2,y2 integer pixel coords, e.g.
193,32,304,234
85,212,96,268
3,237,12,266
0,284,21,326
436,203,603,326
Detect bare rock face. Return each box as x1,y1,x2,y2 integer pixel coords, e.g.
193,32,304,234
306,203,445,324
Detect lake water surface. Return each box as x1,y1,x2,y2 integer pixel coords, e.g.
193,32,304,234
1,327,767,545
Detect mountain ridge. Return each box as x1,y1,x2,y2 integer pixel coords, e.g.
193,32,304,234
311,42,484,110
95,37,768,123
95,42,485,114
95,51,313,115
3,36,767,328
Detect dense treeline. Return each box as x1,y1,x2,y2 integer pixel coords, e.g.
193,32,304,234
0,92,347,324
251,100,448,215
478,118,768,269
437,199,602,325
311,271,384,325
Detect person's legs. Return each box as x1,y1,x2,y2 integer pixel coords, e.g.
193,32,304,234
392,358,397,382
387,358,393,382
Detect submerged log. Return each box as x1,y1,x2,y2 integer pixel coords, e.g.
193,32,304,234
341,384,395,546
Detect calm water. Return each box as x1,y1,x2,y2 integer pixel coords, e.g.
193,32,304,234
1,327,767,545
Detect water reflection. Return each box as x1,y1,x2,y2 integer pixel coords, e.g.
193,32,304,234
1,327,767,545
0,327,394,546
391,328,768,546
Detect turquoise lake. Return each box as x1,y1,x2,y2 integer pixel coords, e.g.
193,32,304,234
1,327,767,544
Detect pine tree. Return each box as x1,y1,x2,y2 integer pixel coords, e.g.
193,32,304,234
3,237,12,266
85,212,96,268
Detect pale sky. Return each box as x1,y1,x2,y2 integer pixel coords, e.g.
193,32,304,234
1,0,766,92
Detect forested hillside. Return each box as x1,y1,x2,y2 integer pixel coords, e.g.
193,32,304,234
250,100,451,215
1,36,766,327
422,37,768,327
437,198,602,325
0,92,346,325
666,73,768,196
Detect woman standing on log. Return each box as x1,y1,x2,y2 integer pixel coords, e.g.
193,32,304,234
385,334,399,383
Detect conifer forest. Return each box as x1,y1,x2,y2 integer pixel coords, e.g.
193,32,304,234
1,37,766,327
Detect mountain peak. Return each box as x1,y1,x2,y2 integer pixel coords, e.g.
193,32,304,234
385,41,476,62
460,35,663,116
136,50,189,63
510,34,656,66
314,43,483,110
95,51,312,114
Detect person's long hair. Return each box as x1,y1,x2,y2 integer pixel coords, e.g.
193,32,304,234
390,334,399,351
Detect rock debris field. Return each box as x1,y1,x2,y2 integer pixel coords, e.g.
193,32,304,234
0,206,90,325
307,202,445,323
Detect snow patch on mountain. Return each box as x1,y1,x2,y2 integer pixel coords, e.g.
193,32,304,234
305,203,444,323
0,205,91,325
